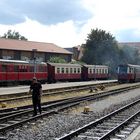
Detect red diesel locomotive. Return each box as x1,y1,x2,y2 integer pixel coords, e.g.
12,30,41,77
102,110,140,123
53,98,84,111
0,59,109,85
117,64,140,83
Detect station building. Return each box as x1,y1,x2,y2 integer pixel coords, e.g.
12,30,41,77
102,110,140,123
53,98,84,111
0,38,72,62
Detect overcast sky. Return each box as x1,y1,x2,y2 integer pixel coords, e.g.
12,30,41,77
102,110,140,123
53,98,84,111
0,0,140,48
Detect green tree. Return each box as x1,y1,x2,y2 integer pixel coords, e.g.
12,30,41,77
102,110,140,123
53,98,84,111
81,28,120,78
1,30,27,40
119,45,140,65
70,60,86,65
48,56,66,63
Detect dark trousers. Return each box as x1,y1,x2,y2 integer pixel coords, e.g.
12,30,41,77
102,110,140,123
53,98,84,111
32,95,41,115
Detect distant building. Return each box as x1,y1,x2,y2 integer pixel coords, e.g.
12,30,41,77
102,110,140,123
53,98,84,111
0,38,72,62
66,42,140,62
65,44,85,61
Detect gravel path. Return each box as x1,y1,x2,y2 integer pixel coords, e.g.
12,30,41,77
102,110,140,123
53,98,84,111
2,88,140,140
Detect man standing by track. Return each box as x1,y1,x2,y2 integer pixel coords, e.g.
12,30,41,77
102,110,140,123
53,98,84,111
29,77,42,116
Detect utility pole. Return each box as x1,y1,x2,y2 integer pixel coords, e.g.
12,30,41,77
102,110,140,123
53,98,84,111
32,49,37,77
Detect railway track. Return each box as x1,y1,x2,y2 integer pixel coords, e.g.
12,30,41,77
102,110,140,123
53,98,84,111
0,84,140,139
56,98,140,140
0,81,117,104
0,83,140,118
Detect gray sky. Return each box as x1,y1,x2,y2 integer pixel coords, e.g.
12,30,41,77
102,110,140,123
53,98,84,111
0,0,140,48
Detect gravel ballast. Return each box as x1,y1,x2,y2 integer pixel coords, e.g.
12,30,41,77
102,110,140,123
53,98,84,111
2,88,140,140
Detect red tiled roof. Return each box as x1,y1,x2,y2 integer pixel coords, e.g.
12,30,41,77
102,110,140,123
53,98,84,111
0,38,72,54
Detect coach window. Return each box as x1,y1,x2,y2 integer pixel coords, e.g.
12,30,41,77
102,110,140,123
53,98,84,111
14,65,19,72
93,69,95,74
74,68,77,73
105,69,106,74
39,66,44,72
29,66,34,72
57,67,60,73
66,68,69,73
39,66,42,72
70,68,73,73
99,69,101,74
24,65,28,72
62,68,64,73
103,69,105,74
78,68,80,73
97,69,99,74
101,69,103,74
105,69,108,74
2,64,7,72
88,68,91,73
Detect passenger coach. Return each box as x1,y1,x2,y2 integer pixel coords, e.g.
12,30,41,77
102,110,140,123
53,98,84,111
82,65,109,81
0,59,47,85
0,59,109,85
47,63,82,83
117,64,140,83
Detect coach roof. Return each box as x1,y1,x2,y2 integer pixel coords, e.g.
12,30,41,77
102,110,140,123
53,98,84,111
48,62,82,67
0,38,72,54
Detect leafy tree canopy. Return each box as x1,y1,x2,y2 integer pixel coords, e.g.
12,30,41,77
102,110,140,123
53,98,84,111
81,28,140,78
1,30,27,40
81,28,119,65
70,60,86,65
119,45,140,65
81,28,121,78
48,56,66,63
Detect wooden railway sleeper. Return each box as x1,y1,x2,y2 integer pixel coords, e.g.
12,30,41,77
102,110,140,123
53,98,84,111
88,128,109,134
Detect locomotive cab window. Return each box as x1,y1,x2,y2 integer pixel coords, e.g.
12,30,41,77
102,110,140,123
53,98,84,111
129,67,134,73
118,66,127,74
